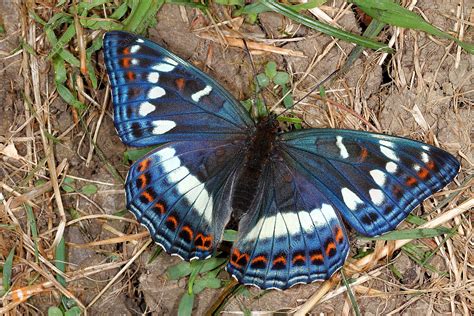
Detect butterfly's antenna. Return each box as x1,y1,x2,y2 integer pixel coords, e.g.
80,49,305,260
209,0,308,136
275,69,339,119
242,39,267,120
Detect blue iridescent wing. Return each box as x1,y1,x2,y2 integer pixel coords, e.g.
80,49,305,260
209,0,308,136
279,129,460,237
227,156,350,289
127,140,244,260
103,31,254,146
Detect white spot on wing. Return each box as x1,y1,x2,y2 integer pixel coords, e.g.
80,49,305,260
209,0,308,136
370,169,386,186
191,85,213,102
163,57,178,66
369,189,384,206
413,164,421,171
151,120,176,135
341,188,364,211
131,59,139,65
422,145,430,151
136,38,144,43
130,45,140,53
147,72,159,83
379,140,395,148
148,86,166,99
139,101,156,116
380,146,399,161
386,161,398,173
152,63,175,72
336,136,349,159
421,152,429,163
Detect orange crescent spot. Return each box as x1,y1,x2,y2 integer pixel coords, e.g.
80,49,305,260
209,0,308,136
122,47,131,55
141,191,154,203
182,225,194,240
406,176,418,186
166,216,178,229
310,252,324,263
292,254,306,264
154,202,166,214
175,78,186,91
335,226,344,244
138,174,148,188
138,159,151,172
325,242,336,256
251,255,267,264
273,256,287,266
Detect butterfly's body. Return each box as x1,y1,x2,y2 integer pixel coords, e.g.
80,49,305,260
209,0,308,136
104,31,460,290
232,116,279,219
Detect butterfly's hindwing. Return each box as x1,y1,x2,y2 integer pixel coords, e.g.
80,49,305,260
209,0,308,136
127,140,245,260
227,158,349,289
281,130,460,237
104,31,254,147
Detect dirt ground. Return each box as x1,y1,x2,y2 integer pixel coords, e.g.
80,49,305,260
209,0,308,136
0,1,472,315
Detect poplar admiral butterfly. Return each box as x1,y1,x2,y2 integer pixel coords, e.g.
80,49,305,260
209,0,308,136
103,31,459,289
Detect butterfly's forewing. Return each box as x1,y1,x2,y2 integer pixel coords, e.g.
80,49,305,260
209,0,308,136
103,31,254,147
280,129,460,237
227,158,350,289
127,140,245,260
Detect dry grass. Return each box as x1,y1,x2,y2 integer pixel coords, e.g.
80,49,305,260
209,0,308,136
0,1,472,315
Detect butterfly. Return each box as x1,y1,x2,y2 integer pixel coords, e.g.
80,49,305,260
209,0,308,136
103,31,460,290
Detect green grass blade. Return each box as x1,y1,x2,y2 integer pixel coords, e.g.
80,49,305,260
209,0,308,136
260,0,392,52
351,0,474,54
55,236,67,287
123,0,165,34
25,204,40,262
360,227,454,241
2,247,15,293
178,292,194,316
341,270,361,316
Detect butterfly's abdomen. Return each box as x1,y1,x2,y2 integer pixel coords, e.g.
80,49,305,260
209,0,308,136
232,117,278,219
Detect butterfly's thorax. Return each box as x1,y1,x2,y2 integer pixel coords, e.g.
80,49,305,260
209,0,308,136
232,116,278,219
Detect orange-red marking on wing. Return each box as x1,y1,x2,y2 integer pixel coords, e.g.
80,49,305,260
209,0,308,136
251,255,267,265
273,256,286,266
126,71,136,81
406,176,418,186
231,249,249,268
195,233,212,250
427,160,436,170
181,225,194,242
138,174,148,189
417,167,430,179
154,202,166,214
325,242,336,256
334,226,344,244
166,216,178,230
175,78,186,91
360,147,368,162
141,191,154,203
138,159,151,172
292,254,306,264
310,252,324,263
